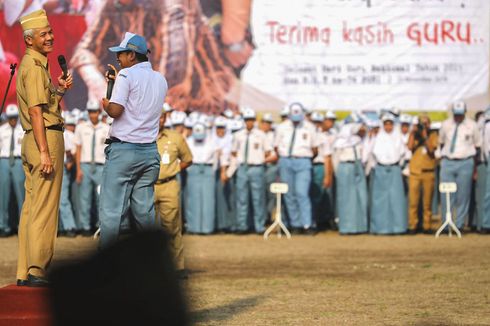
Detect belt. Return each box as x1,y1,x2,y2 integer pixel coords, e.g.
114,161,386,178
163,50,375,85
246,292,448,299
340,161,356,164
243,164,264,167
378,163,399,167
194,163,212,166
0,157,21,159
105,137,122,144
25,124,64,133
442,156,473,161
313,163,324,166
421,168,435,173
104,137,156,145
155,175,177,185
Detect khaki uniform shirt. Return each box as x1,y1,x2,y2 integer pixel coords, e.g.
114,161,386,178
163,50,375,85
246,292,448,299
16,48,64,131
157,129,193,180
409,132,438,175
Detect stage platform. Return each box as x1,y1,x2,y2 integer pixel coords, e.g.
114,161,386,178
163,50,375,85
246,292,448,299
0,285,51,326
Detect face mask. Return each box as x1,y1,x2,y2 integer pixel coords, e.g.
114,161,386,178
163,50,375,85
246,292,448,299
289,113,304,123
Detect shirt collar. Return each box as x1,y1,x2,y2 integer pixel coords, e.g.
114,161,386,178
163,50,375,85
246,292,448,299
133,61,152,69
26,48,48,68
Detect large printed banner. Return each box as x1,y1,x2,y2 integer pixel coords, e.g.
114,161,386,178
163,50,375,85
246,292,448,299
241,0,490,110
0,0,489,113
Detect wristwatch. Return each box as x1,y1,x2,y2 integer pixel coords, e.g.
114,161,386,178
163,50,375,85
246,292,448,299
225,41,246,53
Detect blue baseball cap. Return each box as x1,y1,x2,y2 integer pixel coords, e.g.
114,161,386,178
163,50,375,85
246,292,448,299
109,32,149,54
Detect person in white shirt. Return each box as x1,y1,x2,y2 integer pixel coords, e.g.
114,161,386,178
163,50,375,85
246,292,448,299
99,32,167,248
260,113,279,223
310,111,335,230
58,114,77,237
275,103,319,234
185,122,220,234
232,108,274,234
370,113,408,234
333,113,368,234
74,99,110,236
439,101,482,230
213,116,235,233
0,104,25,237
480,107,490,233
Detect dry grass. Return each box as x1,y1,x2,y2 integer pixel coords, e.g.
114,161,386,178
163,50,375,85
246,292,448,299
1,233,489,325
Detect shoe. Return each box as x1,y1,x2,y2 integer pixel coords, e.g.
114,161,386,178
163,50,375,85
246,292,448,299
0,230,12,237
303,228,317,236
176,269,189,280
27,274,49,288
479,228,490,235
407,229,417,235
80,230,93,237
290,228,303,235
422,229,434,235
64,230,77,238
17,279,28,286
235,229,249,235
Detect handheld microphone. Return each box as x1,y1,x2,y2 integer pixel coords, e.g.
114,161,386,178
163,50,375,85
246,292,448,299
57,55,68,79
106,68,116,99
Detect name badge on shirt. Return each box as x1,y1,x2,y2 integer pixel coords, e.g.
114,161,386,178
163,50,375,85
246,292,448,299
254,143,259,150
422,147,427,155
161,152,170,165
303,133,308,140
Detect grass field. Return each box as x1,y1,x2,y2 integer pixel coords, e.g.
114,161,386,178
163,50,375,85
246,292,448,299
1,233,489,325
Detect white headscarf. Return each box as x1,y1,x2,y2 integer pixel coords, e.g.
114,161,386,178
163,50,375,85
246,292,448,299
372,128,406,165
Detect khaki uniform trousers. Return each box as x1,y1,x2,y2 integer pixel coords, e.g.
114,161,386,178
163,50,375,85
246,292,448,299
408,172,435,231
155,178,184,270
17,130,64,279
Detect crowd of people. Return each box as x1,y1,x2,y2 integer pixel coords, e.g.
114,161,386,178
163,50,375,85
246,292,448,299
1,100,489,238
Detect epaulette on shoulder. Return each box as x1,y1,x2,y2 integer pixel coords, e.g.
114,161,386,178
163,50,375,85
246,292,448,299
119,73,127,78
32,58,44,67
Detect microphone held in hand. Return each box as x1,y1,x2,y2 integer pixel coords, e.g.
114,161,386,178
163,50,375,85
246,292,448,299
106,68,116,99
57,55,68,79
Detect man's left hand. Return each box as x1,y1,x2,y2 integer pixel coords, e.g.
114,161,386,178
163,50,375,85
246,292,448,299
102,98,109,110
58,72,73,90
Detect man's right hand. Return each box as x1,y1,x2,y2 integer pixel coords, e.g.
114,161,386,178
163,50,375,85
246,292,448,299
40,151,53,176
76,169,84,184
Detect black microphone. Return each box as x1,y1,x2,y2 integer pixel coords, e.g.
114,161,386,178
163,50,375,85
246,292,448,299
106,68,116,99
57,55,68,79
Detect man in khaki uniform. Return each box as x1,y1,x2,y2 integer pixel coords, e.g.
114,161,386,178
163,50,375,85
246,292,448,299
407,115,438,234
155,111,192,277
15,9,73,286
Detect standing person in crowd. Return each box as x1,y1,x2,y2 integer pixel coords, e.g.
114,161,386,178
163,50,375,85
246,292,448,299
275,103,319,234
370,113,407,234
474,110,487,231
232,108,274,234
280,106,289,122
154,110,193,277
170,110,186,135
333,113,368,234
480,106,490,234
185,122,218,234
16,9,73,286
310,111,334,230
260,113,278,222
0,104,25,237
74,100,110,236
99,32,167,248
58,114,77,237
439,101,481,230
213,116,234,233
407,115,438,234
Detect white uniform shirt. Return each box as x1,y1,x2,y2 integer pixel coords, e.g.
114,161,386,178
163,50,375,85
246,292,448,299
0,123,23,158
372,130,406,165
275,120,319,158
109,62,168,143
74,121,110,164
483,120,490,161
64,130,75,163
212,132,233,167
187,137,219,165
333,123,363,162
439,117,481,159
313,130,334,164
232,128,272,165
